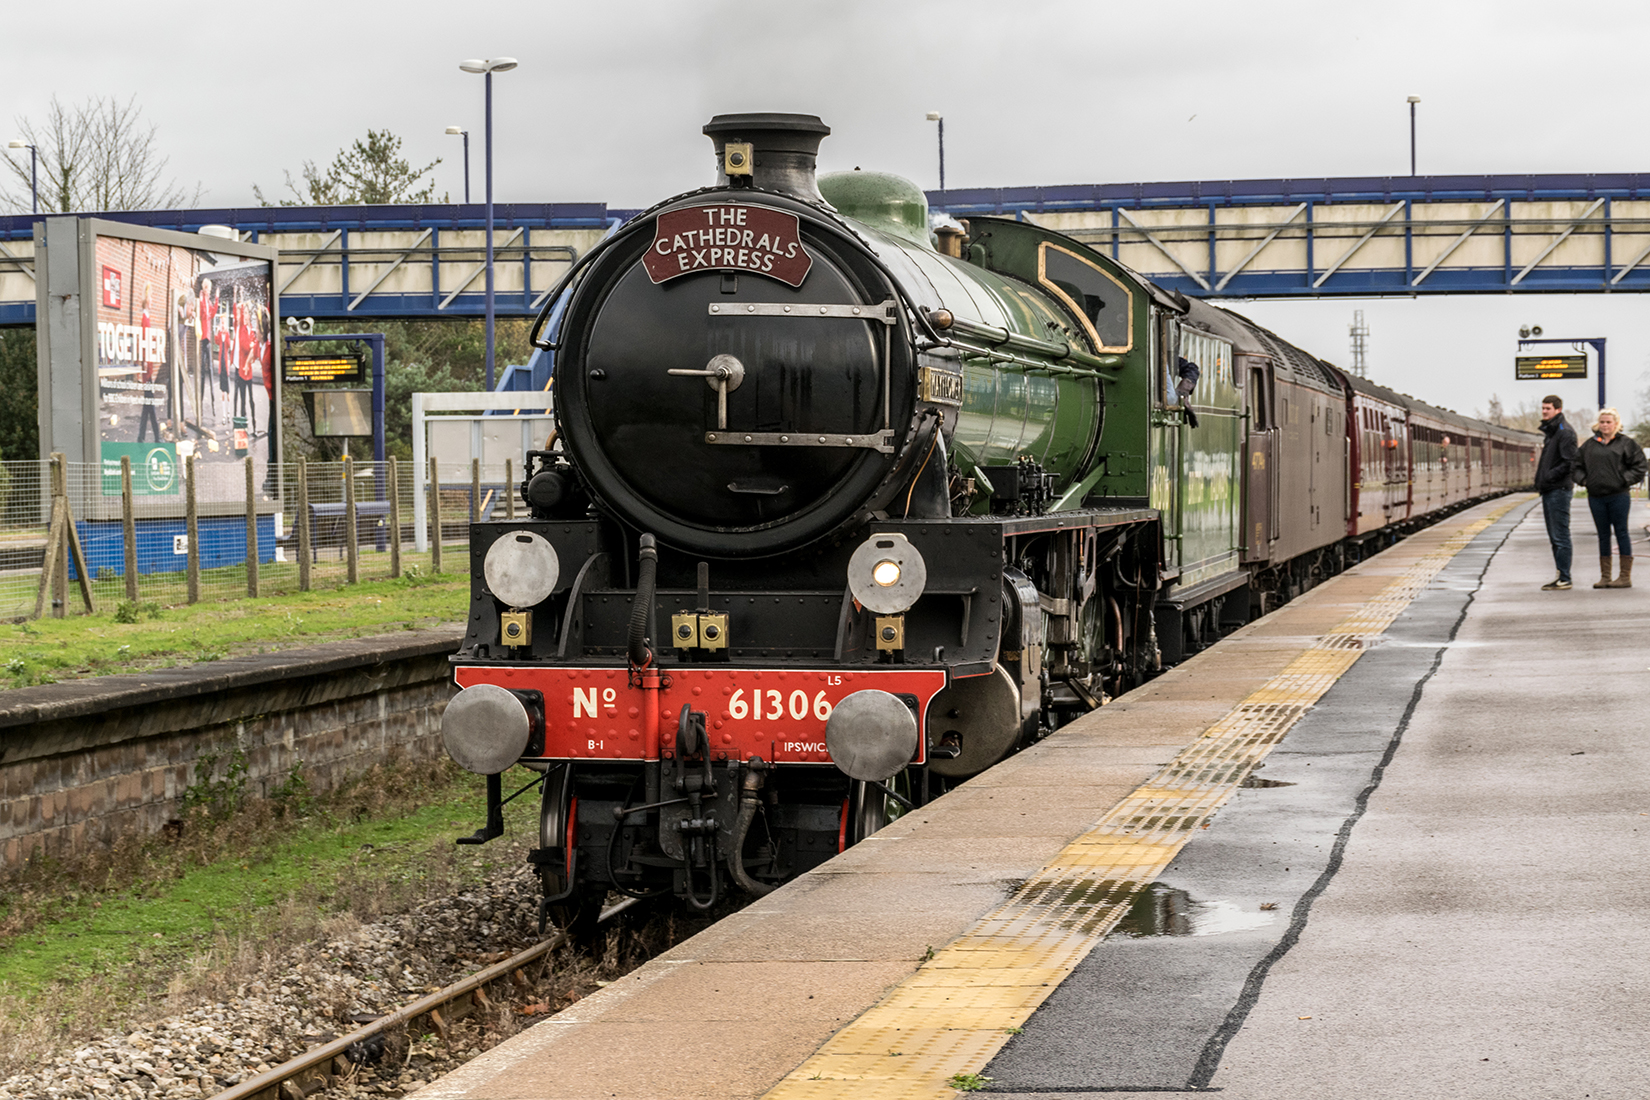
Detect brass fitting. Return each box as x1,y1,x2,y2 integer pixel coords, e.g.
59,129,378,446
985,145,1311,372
500,611,531,647
672,611,729,651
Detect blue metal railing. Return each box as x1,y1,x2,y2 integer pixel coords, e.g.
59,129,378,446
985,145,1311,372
925,173,1650,212
6,171,1650,325
0,203,613,327
925,173,1650,298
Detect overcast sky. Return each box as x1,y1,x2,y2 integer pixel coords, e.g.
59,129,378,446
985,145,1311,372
4,0,1649,417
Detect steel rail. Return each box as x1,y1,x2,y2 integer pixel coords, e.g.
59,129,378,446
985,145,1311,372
208,895,640,1100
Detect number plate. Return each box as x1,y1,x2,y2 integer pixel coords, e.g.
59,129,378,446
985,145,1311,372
919,365,964,405
454,666,948,764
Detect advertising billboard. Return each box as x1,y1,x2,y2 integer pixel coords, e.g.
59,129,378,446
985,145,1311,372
93,231,275,502
35,218,280,515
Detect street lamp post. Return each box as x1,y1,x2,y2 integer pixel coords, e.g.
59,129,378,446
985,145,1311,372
444,126,471,203
1407,96,1421,176
925,112,945,192
7,140,38,213
459,57,518,392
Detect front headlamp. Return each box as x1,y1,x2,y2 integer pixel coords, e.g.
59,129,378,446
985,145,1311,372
848,533,926,614
483,530,560,608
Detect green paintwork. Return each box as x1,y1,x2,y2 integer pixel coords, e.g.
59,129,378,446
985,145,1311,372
959,215,1243,584
818,171,932,247
818,172,1243,585
1151,328,1244,583
909,243,1101,490
820,173,1103,500
1153,410,1244,585
1051,462,1109,512
960,218,1156,505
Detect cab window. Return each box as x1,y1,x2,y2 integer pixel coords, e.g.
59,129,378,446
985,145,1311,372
1038,242,1133,352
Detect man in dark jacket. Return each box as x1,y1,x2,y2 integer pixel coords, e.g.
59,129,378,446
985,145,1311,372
1535,395,1579,590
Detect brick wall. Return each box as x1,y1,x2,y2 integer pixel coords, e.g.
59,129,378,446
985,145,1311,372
0,629,464,874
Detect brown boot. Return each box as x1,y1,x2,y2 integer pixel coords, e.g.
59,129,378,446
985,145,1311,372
1595,557,1614,588
1608,556,1633,588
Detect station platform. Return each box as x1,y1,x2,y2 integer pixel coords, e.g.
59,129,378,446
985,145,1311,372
416,493,1650,1099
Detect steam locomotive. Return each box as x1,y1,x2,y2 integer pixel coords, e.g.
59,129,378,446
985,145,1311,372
439,113,1539,930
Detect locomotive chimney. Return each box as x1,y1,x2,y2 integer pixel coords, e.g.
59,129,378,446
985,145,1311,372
703,112,832,206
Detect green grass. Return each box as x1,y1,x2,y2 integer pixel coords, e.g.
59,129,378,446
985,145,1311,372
0,760,539,1002
0,758,702,1081
0,564,469,687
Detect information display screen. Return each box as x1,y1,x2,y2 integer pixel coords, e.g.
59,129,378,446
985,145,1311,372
93,231,276,499
305,389,373,437
1515,354,1588,381
284,355,364,385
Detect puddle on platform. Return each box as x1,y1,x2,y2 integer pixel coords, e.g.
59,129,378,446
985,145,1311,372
1110,883,1279,938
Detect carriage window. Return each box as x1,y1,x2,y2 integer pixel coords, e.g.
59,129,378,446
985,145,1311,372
1038,242,1133,352
1249,368,1271,429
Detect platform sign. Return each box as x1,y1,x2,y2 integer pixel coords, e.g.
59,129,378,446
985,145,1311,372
284,354,364,385
1516,354,1587,380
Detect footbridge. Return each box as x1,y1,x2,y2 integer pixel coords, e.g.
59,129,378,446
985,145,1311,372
943,172,1650,299
0,202,614,328
4,171,1649,328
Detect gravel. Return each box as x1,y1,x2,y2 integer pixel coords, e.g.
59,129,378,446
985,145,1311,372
0,865,557,1100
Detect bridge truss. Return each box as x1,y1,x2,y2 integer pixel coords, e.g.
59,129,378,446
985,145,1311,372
0,203,613,327
3,173,1650,328
937,173,1650,299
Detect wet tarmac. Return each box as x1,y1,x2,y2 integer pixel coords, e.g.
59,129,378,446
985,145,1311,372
986,497,1650,1099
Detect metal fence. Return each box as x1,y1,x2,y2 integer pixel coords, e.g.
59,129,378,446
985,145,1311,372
14,453,519,620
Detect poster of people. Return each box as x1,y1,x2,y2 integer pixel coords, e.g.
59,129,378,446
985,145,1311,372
94,233,276,501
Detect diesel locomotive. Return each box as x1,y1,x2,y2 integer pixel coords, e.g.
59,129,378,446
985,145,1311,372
439,113,1539,930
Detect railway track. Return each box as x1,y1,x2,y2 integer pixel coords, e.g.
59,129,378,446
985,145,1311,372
209,896,642,1100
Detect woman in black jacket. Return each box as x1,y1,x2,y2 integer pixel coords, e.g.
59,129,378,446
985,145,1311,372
1575,408,1648,587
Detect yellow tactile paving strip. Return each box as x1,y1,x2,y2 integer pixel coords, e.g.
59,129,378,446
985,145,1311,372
765,499,1525,1100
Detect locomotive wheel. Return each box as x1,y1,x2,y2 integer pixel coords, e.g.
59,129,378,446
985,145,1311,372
538,765,573,899
848,770,910,844
848,780,883,843
549,892,602,948
537,766,606,944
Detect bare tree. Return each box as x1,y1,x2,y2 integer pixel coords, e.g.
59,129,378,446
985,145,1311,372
1,95,200,214
1480,393,1506,427
1628,375,1650,447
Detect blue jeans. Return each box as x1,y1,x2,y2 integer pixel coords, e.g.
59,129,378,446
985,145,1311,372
1588,491,1633,558
1542,488,1572,580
